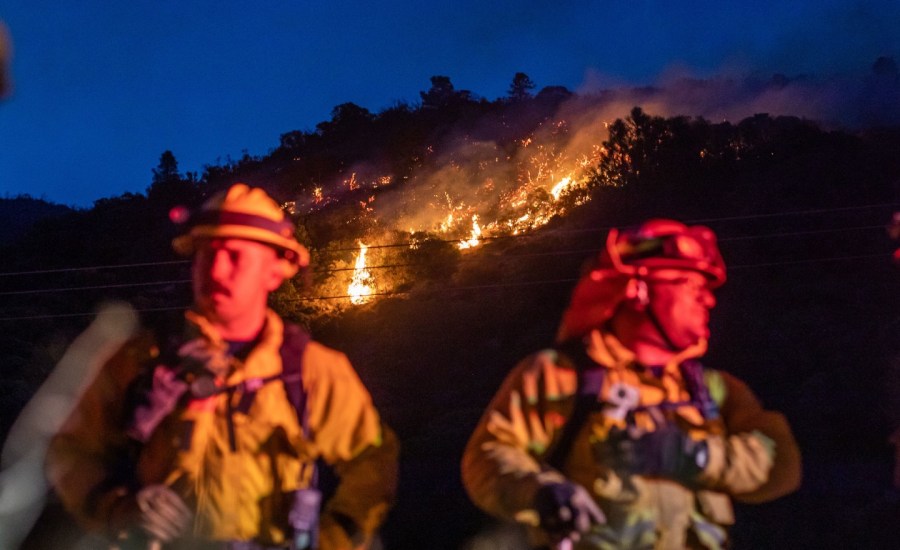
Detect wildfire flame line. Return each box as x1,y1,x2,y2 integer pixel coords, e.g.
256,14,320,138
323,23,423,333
308,118,607,308
348,241,374,304
458,215,483,249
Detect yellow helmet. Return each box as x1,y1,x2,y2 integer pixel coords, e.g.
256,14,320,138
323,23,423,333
172,184,310,274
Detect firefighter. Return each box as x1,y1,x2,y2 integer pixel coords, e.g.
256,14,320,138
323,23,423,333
46,184,398,549
462,219,802,549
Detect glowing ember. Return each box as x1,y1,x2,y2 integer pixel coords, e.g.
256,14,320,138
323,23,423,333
458,215,483,249
348,241,374,304
313,187,324,204
346,172,359,191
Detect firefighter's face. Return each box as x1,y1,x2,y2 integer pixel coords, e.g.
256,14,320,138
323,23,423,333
644,269,716,350
192,238,284,329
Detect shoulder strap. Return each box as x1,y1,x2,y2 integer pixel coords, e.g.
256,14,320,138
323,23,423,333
279,322,320,492
545,343,605,471
679,359,719,421
280,322,312,435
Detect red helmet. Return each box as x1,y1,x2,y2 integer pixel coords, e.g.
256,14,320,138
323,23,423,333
557,219,725,342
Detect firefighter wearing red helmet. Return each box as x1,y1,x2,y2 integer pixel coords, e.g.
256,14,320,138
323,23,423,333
463,219,802,550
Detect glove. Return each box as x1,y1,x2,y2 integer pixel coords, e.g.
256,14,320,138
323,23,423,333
599,423,709,482
178,337,231,379
127,366,189,442
533,481,605,544
135,484,193,543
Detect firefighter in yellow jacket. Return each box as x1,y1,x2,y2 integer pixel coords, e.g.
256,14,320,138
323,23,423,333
46,184,398,549
462,219,801,549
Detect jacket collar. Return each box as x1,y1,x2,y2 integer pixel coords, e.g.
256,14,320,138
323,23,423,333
183,308,285,381
583,329,707,374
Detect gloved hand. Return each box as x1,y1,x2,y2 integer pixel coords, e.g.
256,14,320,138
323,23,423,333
127,366,189,442
533,481,605,545
599,423,709,482
135,484,193,543
178,337,231,379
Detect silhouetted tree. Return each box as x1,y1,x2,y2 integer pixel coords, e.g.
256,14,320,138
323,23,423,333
420,76,456,108
316,102,374,136
507,72,535,101
147,150,198,207
420,75,474,108
151,150,180,185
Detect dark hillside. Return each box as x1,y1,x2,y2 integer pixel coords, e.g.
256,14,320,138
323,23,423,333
3,80,900,548
0,196,72,245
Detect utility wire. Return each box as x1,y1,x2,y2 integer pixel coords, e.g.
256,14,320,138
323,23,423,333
0,224,889,297
0,260,189,278
0,252,891,321
0,306,186,322
686,203,899,225
0,279,191,297
728,252,890,269
0,202,895,277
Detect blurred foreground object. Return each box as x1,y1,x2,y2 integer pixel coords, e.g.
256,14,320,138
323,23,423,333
0,303,138,548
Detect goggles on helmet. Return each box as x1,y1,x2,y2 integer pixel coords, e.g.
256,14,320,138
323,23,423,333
603,220,725,287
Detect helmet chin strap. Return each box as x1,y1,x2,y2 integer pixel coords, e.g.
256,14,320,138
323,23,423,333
638,278,682,354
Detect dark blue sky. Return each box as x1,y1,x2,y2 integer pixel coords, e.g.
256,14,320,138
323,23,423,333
1,1,899,207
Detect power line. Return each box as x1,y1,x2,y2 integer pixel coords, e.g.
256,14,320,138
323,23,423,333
0,202,895,278
717,224,886,242
0,306,186,322
686,203,899,225
0,224,889,297
0,279,191,297
0,251,891,321
728,252,890,269
0,260,189,278
288,277,584,302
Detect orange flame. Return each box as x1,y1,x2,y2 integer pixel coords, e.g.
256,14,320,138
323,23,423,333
550,176,574,200
458,215,483,249
348,241,374,304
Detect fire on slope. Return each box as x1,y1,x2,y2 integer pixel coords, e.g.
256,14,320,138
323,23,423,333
292,118,608,307
348,241,374,304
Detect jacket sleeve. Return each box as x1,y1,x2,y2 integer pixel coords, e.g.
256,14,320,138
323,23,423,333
302,343,399,548
461,351,575,526
44,336,148,535
697,370,802,502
